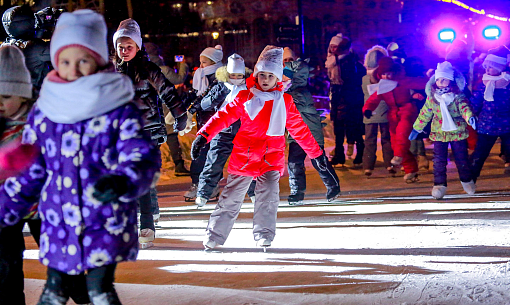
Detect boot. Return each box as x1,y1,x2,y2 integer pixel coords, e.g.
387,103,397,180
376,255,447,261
195,196,207,208
417,155,429,171
210,179,223,199
184,183,198,201
391,156,403,167
432,185,447,199
330,153,345,166
288,193,304,206
403,172,419,183
174,160,190,176
327,187,341,202
203,237,218,250
461,180,476,195
346,144,354,158
139,228,155,249
364,169,372,176
37,288,68,305
256,238,271,248
387,166,396,177
89,291,122,305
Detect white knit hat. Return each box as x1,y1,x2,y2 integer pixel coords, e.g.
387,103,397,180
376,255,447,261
330,33,343,46
253,45,284,81
113,19,142,50
435,61,455,81
50,9,108,70
200,45,223,63
227,53,245,74
0,45,31,98
283,47,296,61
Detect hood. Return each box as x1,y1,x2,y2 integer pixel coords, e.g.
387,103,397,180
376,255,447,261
2,6,35,39
425,66,466,96
364,45,388,69
215,66,252,83
285,59,312,90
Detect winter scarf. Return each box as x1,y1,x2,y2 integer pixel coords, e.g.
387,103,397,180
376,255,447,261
244,85,286,136
434,90,457,132
38,71,135,124
325,53,346,85
193,63,223,95
482,72,510,101
221,82,246,110
367,79,398,95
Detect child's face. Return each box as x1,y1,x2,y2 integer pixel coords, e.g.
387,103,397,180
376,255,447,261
329,44,338,54
257,72,278,91
486,66,502,76
381,72,394,80
200,56,215,68
58,47,99,82
0,95,25,118
229,73,244,80
435,77,451,89
116,37,139,62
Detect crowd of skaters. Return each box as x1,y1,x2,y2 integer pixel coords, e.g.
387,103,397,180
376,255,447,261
0,5,507,305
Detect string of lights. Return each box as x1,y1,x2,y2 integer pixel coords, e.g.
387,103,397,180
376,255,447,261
436,0,510,22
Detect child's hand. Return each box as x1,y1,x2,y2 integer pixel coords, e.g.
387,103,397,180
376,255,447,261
363,110,372,119
469,117,477,130
191,134,207,160
408,129,420,141
93,174,130,203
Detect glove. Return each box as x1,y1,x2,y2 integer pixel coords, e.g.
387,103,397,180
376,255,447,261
191,134,207,160
469,117,477,130
312,152,328,172
173,113,187,132
363,109,372,119
408,129,420,141
92,174,130,203
178,113,196,136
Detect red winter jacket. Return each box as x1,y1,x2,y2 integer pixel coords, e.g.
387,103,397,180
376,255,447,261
198,78,322,177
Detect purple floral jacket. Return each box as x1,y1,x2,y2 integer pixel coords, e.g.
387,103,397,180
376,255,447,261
0,103,159,274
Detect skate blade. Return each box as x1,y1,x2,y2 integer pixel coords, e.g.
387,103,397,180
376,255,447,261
139,241,154,249
184,197,195,202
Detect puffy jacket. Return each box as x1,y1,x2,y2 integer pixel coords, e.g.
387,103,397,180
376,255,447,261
471,82,510,136
362,73,389,124
285,59,324,146
115,51,186,143
198,76,322,177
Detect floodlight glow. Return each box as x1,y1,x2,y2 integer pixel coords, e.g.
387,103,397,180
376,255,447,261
438,29,456,42
483,26,501,40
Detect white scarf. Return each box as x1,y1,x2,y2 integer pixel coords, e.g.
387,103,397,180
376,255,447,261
220,82,246,110
38,72,134,124
192,63,223,95
244,87,286,136
434,92,457,132
368,79,398,95
482,72,510,101
325,53,346,85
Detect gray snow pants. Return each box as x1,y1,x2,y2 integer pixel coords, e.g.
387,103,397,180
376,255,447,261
206,171,280,245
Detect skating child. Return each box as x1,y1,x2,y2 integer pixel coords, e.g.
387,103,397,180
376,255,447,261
283,57,341,204
410,61,476,199
470,46,510,182
191,46,327,249
195,53,252,207
363,56,428,183
0,10,159,304
114,18,187,248
184,45,223,201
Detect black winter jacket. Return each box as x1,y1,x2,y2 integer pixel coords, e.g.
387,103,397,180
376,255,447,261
116,51,186,143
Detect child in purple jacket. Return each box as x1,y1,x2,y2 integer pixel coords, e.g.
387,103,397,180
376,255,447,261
0,10,159,304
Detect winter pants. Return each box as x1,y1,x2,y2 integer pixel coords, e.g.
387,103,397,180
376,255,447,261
138,140,160,231
362,123,393,171
190,143,210,184
471,132,510,182
166,132,183,163
0,219,40,305
388,112,418,174
37,264,120,305
410,139,426,156
197,121,241,200
433,140,472,186
206,171,280,245
287,142,340,199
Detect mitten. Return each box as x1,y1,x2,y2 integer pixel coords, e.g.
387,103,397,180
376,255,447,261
363,109,372,119
178,112,196,136
92,174,130,203
408,129,420,141
191,134,207,160
469,117,477,130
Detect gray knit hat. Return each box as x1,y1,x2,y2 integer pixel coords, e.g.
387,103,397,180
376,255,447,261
113,18,142,50
0,45,32,98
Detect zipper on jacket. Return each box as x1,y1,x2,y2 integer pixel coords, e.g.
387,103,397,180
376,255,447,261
240,147,250,170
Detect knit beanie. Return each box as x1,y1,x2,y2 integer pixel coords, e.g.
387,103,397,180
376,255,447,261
483,45,510,72
435,61,455,81
374,56,401,79
283,47,296,61
0,45,32,98
113,18,142,50
227,53,245,74
50,9,108,70
254,45,284,81
200,45,223,63
364,45,388,70
330,33,343,46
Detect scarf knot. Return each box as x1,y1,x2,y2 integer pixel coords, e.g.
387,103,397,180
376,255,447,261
482,72,510,101
192,63,223,95
434,92,457,132
244,87,286,136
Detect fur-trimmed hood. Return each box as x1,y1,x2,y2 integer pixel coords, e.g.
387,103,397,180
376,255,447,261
215,66,253,83
426,67,466,97
364,45,388,70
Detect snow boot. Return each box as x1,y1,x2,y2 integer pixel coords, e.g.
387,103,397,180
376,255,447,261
391,156,403,167
461,180,476,195
195,196,207,208
417,155,429,171
288,193,304,206
432,185,447,199
184,183,198,201
256,238,271,250
203,238,218,250
174,160,190,176
139,228,155,249
404,172,419,183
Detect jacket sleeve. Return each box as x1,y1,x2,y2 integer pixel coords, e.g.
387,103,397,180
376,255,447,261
470,89,484,116
413,97,435,132
362,92,383,112
456,95,474,123
147,62,187,118
200,82,231,111
198,92,245,142
112,104,161,201
285,95,323,159
161,62,189,85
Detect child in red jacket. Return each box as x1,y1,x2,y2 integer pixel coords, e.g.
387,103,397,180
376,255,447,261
191,46,328,249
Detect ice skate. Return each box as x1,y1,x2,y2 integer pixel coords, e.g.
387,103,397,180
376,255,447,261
387,166,396,177
153,213,160,226
327,187,341,202
364,169,372,177
391,156,403,167
404,172,419,183
288,193,304,206
203,238,217,250
256,238,271,252
417,155,429,171
431,185,447,199
174,160,190,176
250,196,256,203
209,179,222,201
195,196,207,208
139,228,155,249
346,144,354,158
184,183,198,202
461,180,476,195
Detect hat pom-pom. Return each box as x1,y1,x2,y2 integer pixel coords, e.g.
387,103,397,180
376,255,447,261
215,45,223,51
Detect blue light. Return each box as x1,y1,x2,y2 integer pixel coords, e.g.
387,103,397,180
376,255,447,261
483,26,501,40
438,29,456,42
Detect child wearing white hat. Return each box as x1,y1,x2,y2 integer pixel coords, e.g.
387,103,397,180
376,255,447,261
410,61,476,199
191,45,327,250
